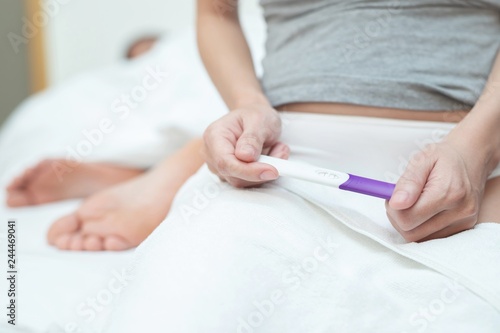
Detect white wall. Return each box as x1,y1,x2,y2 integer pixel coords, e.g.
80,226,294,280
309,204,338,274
42,0,263,85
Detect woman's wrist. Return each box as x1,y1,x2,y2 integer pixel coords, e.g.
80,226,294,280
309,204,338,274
447,107,500,176
231,89,272,110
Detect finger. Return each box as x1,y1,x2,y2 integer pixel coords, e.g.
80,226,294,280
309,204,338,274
268,142,290,159
418,217,476,242
386,158,467,231
235,130,266,163
390,188,458,231
209,132,277,182
235,113,280,163
217,157,279,183
387,208,474,242
224,175,269,188
387,207,441,241
204,125,241,176
204,117,279,184
389,152,434,210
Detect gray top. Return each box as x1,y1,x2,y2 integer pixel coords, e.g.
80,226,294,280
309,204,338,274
259,0,500,111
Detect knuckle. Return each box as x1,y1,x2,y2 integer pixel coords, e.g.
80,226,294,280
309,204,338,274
398,169,420,186
398,174,417,185
462,201,479,219
448,186,467,203
447,189,467,203
410,148,436,169
240,133,261,145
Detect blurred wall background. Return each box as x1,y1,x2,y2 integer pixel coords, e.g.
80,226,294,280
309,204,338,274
0,0,262,126
43,0,196,85
0,0,31,125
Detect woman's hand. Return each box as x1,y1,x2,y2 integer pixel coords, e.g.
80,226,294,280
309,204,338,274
386,136,490,242
202,104,289,188
387,50,500,242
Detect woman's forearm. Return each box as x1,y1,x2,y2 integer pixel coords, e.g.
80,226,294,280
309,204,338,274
196,0,270,109
447,51,500,174
149,139,205,190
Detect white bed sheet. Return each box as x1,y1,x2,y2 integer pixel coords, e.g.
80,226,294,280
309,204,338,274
0,192,133,333
0,14,266,332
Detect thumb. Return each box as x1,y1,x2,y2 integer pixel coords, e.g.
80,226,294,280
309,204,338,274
390,157,432,210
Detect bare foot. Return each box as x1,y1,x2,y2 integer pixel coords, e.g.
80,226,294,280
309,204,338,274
46,171,174,251
6,159,144,207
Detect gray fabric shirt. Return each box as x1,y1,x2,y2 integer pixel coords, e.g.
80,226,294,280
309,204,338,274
259,0,500,110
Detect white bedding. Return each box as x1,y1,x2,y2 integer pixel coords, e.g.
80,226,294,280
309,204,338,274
0,194,133,333
101,115,500,332
0,14,266,332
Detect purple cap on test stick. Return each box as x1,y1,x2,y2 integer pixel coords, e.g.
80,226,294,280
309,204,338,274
339,174,395,200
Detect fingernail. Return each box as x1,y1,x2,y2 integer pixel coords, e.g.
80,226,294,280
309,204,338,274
260,171,278,181
241,145,255,156
392,191,409,203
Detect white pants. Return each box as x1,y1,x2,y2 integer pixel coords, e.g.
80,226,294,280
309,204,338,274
279,112,500,182
104,113,500,333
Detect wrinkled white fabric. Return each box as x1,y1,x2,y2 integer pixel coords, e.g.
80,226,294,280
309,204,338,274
104,113,500,333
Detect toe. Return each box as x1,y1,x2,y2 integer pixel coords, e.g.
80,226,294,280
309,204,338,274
54,234,72,250
68,233,85,251
47,214,80,245
6,190,31,207
83,235,104,251
104,236,133,251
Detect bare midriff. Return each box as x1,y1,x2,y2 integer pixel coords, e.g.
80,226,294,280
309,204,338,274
276,102,469,123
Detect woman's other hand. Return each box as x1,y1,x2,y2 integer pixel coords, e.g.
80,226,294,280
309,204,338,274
202,103,289,188
386,136,490,242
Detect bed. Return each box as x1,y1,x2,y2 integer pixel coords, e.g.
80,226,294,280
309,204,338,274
0,16,266,332
2,12,499,333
